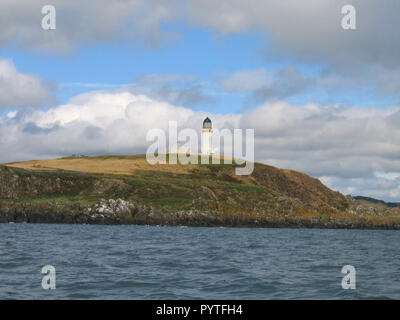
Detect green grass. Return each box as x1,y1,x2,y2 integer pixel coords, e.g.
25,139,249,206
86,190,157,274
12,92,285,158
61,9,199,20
0,159,285,214
0,155,356,216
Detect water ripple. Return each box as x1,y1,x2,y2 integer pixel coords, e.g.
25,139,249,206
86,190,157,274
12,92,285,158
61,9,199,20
0,224,399,299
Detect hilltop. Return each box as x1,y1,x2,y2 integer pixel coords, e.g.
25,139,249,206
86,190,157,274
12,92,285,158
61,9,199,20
353,196,400,208
1,154,399,229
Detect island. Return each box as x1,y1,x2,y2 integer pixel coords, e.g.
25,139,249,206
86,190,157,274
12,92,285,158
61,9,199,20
0,154,399,229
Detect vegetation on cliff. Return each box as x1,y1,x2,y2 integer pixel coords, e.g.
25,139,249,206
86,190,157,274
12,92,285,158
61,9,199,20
1,155,400,229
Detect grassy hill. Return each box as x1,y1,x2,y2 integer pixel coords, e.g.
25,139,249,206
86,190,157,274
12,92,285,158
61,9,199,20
1,154,400,228
353,196,400,208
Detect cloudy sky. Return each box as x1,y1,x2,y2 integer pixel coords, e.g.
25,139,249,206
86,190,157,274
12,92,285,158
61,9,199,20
1,0,400,201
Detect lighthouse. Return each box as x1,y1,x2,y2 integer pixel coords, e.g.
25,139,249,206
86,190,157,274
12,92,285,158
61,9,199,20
201,117,212,155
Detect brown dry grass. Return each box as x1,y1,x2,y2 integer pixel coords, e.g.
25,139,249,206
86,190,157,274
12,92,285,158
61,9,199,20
4,154,235,176
5,156,197,175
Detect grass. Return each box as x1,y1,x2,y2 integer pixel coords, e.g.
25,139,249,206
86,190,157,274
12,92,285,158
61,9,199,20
2,154,400,227
2,155,254,212
5,154,247,175
0,155,311,213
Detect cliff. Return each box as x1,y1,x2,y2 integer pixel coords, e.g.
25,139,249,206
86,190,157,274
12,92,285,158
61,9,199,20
1,155,399,229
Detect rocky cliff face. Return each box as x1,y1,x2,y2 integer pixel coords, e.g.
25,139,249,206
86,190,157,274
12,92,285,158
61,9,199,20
1,157,399,229
0,198,137,224
0,166,92,199
250,164,349,210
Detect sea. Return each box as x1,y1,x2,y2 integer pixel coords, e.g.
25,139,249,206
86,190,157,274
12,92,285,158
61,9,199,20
0,223,399,299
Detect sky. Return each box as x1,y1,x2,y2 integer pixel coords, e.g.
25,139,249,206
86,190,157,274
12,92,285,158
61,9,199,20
1,0,400,201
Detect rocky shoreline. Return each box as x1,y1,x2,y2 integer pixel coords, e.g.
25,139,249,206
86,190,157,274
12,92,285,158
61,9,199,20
1,198,400,230
1,160,400,230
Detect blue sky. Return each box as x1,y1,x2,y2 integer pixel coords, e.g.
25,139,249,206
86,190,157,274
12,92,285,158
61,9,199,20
2,27,267,112
3,21,399,115
2,0,400,200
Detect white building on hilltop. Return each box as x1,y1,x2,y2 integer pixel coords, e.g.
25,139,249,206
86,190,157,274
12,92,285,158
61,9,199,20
201,117,213,155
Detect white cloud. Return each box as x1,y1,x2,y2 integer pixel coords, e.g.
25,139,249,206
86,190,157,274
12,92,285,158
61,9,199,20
221,67,315,102
0,90,238,162
0,0,178,53
220,66,400,103
186,0,400,69
220,69,273,92
242,101,400,200
1,0,399,69
0,59,52,109
2,90,400,201
2,1,400,103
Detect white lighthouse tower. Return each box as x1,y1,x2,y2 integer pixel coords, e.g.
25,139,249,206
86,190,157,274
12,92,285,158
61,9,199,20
201,117,213,155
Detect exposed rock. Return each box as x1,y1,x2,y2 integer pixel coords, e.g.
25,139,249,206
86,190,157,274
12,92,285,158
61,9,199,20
90,198,135,217
1,158,400,229
200,186,218,200
0,166,92,199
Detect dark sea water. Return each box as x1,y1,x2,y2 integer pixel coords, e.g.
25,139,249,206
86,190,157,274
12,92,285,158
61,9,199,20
0,223,399,299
